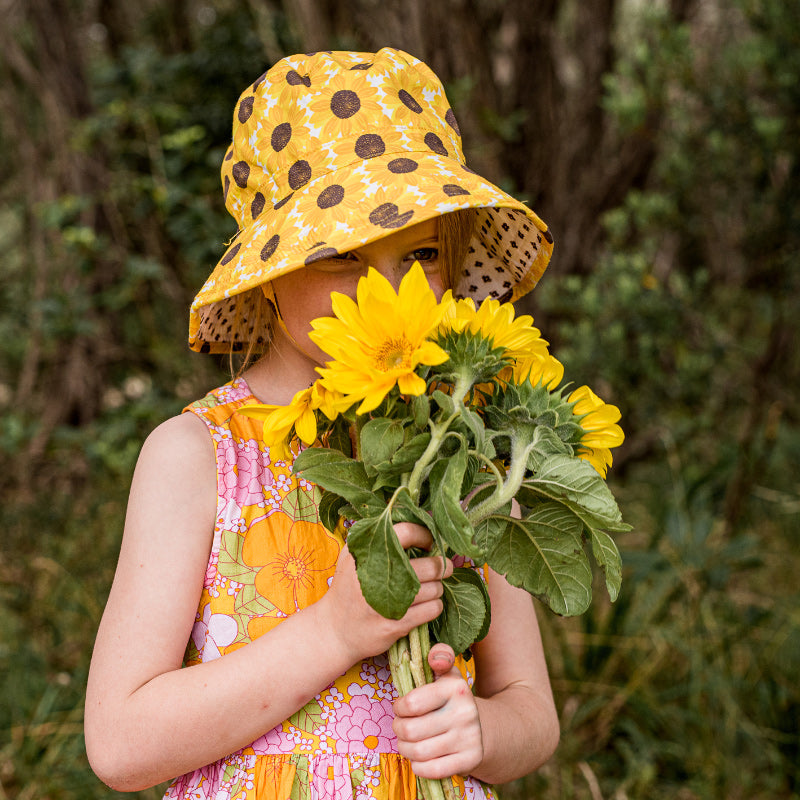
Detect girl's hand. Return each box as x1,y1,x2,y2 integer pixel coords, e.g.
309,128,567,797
392,643,484,780
318,522,453,663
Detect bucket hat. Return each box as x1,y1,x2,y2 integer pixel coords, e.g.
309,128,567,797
189,47,554,353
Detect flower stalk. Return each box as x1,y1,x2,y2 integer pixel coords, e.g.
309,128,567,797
465,434,534,526
388,626,456,800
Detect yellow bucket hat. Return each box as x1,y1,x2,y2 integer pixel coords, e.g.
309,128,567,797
189,47,554,354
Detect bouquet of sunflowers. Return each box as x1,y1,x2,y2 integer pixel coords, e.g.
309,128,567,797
241,263,628,800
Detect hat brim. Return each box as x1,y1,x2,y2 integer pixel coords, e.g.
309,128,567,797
189,150,553,353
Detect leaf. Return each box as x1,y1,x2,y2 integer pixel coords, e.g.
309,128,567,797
216,529,256,583
281,486,320,522
473,512,511,554
428,445,482,560
460,404,486,453
293,447,374,507
234,582,278,616
413,393,430,428
431,388,456,415
326,416,354,458
591,527,623,601
487,502,593,616
389,432,431,473
525,427,573,471
346,506,420,619
519,454,629,533
319,490,346,533
360,418,405,473
390,487,448,565
431,567,491,655
288,695,325,733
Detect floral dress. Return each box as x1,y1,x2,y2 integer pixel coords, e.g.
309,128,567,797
164,377,498,800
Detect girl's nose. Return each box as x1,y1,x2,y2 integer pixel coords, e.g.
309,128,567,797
369,258,405,291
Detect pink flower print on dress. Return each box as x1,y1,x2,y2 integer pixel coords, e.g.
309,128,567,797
313,725,335,756
251,723,297,755
332,695,397,754
164,760,220,799
218,435,274,507
310,755,351,798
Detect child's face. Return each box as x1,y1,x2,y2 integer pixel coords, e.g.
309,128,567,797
270,218,444,367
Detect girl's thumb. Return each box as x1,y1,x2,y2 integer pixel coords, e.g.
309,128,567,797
428,643,456,677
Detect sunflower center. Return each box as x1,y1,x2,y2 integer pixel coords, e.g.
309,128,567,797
374,337,411,371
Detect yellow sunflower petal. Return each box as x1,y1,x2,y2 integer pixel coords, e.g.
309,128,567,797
397,371,427,396
294,406,318,445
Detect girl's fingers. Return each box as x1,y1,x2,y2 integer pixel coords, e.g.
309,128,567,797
428,643,455,676
394,679,452,719
411,554,453,582
408,752,482,781
393,521,433,550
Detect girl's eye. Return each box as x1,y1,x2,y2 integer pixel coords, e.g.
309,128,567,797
311,252,363,273
408,248,439,263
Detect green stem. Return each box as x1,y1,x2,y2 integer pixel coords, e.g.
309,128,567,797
417,622,434,684
388,637,414,696
388,625,449,800
442,778,458,800
409,625,428,688
406,410,459,502
465,435,534,526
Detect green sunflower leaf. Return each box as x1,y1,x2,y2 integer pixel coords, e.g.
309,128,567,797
347,506,420,619
413,393,430,429
487,502,593,616
389,432,431,473
591,527,623,601
319,490,346,533
427,443,482,560
293,447,374,508
431,567,492,656
473,511,511,554
360,418,405,474
326,415,354,458
518,454,629,533
390,487,449,561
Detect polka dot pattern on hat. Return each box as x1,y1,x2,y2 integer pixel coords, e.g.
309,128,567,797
189,48,553,354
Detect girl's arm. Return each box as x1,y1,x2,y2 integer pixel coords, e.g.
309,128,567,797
391,567,560,784
85,413,450,792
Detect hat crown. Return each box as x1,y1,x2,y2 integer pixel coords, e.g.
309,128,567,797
222,48,465,229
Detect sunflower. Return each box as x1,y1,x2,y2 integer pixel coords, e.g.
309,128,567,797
239,386,317,459
439,294,550,362
310,262,449,413
507,353,565,391
310,381,353,420
569,385,625,477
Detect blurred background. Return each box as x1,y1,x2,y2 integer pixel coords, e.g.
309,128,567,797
1,0,798,797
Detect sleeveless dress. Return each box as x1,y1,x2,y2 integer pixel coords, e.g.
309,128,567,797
163,377,498,800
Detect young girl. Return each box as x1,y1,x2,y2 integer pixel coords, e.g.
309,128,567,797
85,48,560,799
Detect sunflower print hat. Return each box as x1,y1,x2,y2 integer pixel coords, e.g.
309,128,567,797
189,47,554,353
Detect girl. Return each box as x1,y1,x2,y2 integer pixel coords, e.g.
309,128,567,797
85,48,560,799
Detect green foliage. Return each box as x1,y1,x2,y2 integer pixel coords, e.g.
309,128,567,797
2,0,799,797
